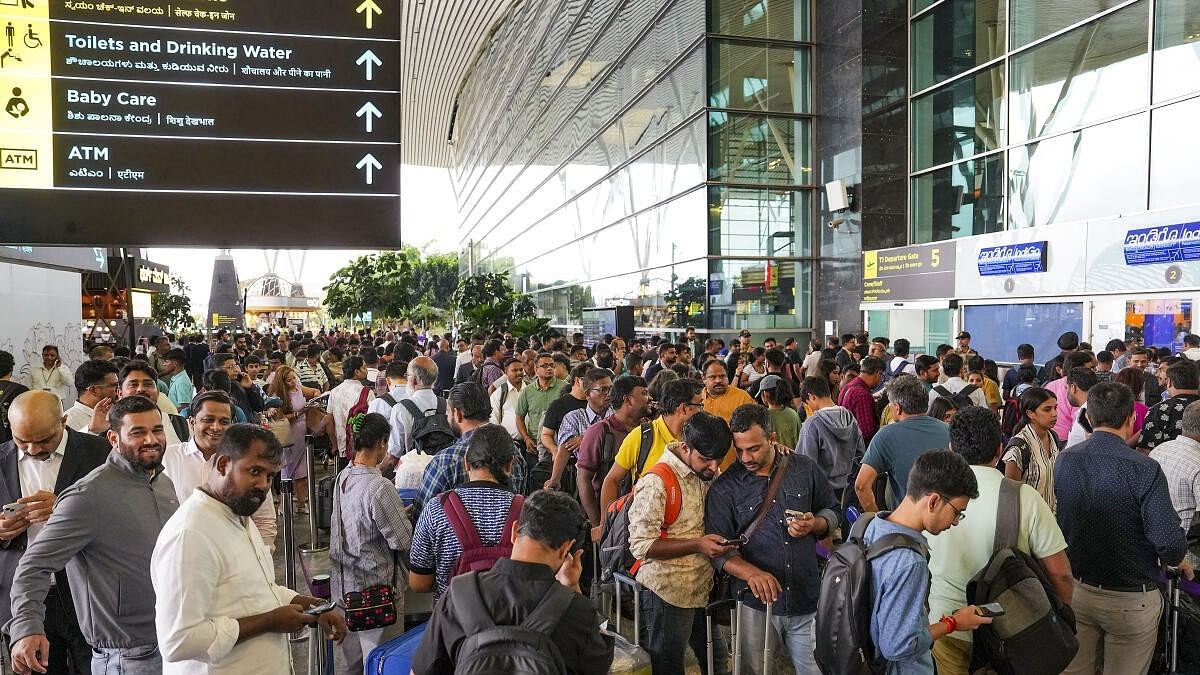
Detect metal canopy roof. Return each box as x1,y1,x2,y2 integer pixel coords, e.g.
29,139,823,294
401,0,516,167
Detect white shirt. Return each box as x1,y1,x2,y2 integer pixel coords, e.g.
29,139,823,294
23,365,72,407
65,400,95,433
888,355,917,377
928,377,989,408
328,379,373,458
17,431,67,544
368,385,406,419
455,349,473,368
489,379,524,440
162,440,277,551
387,388,441,458
152,490,293,674
1065,402,1090,449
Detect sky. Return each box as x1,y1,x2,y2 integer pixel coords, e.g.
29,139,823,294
146,166,458,317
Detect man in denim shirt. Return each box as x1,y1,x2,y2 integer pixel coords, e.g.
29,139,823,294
864,450,991,674
706,404,839,674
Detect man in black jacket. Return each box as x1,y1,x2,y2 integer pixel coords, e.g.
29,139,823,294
0,391,110,674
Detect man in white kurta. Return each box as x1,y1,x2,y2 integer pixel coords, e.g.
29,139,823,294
152,424,345,673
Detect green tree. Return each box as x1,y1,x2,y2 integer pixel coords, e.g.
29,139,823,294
322,252,414,325
412,252,460,309
151,275,196,332
454,272,539,335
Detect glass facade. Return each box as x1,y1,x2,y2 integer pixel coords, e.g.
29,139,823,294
909,0,1200,242
454,0,814,333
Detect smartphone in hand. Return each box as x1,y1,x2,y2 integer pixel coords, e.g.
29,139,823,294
977,602,1005,617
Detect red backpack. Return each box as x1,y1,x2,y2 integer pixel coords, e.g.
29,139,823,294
344,387,372,459
443,490,525,577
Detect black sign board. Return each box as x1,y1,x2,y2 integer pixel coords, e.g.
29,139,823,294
0,0,400,246
862,242,957,303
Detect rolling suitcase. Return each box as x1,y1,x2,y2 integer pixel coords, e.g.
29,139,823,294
365,622,427,675
316,474,335,532
604,572,652,675
706,588,779,675
1155,566,1200,675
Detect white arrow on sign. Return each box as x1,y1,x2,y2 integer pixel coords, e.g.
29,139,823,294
356,49,381,81
356,0,382,30
356,102,382,133
357,153,382,185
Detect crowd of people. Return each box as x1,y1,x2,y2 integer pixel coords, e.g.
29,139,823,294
0,324,1196,674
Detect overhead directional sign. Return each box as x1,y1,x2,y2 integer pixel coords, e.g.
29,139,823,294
977,241,1048,277
0,1,401,247
862,242,957,302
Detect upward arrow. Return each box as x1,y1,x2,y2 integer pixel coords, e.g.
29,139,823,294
356,0,382,30
356,49,382,81
356,153,382,185
356,101,382,133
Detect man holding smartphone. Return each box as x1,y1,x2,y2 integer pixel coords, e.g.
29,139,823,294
0,391,110,675
706,404,840,675
152,424,345,673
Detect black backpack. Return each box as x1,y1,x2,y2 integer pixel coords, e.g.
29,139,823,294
450,571,574,675
1000,397,1022,438
815,512,928,675
169,413,190,442
399,397,457,454
597,421,654,498
933,384,979,408
966,478,1078,675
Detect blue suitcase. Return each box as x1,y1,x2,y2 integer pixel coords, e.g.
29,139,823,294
365,623,427,675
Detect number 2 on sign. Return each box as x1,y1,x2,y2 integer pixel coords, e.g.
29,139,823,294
931,248,941,267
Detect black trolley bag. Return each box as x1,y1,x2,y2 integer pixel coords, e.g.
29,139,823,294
1153,566,1200,675
966,478,1077,675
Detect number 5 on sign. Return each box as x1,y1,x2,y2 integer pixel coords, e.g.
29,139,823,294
931,248,941,267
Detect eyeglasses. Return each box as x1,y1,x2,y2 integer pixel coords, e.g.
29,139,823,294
589,386,613,394
938,494,966,524
683,401,705,410
537,363,555,369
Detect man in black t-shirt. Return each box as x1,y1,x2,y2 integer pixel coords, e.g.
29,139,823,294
532,365,589,493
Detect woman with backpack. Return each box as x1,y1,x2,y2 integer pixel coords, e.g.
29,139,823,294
1002,388,1062,510
330,412,413,673
408,423,523,599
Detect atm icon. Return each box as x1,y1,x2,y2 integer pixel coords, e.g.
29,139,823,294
1,147,37,170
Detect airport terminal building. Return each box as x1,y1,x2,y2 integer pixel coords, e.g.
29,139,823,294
450,0,1200,355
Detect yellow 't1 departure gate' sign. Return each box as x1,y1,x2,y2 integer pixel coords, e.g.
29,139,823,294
862,242,957,302
1,1,52,187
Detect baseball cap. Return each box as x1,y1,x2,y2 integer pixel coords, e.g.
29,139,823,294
757,374,782,394
955,331,971,340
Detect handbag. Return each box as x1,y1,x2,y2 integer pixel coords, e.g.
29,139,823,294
268,414,293,447
335,470,398,632
710,453,792,623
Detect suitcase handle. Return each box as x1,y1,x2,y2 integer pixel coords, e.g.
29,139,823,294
612,573,640,645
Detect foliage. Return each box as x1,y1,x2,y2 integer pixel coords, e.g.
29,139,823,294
664,276,707,328
151,275,196,332
454,272,538,335
322,248,462,326
510,316,552,340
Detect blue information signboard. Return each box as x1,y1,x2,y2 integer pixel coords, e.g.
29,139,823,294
1123,221,1200,266
976,241,1048,277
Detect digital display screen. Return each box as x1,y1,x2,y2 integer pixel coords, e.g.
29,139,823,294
0,0,400,246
